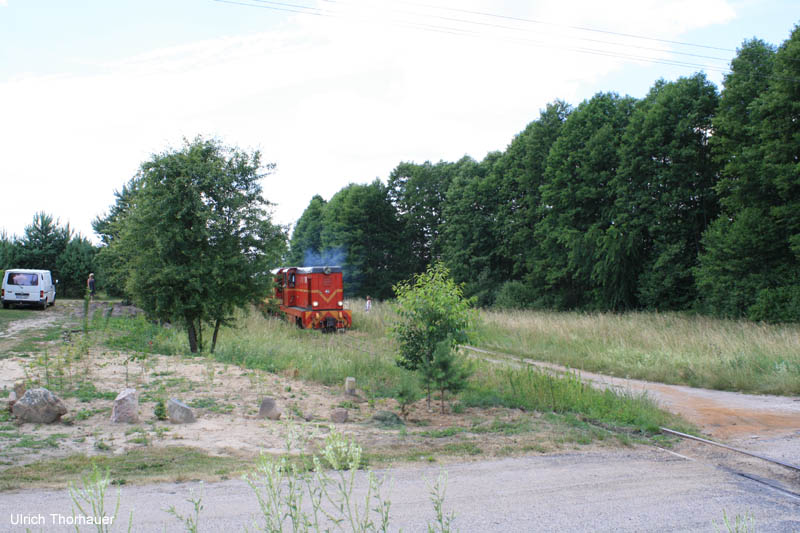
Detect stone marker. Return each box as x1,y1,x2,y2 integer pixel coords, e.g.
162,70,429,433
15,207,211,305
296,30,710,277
12,388,67,423
111,388,139,424
167,398,196,424
330,408,349,423
258,397,282,420
345,377,357,396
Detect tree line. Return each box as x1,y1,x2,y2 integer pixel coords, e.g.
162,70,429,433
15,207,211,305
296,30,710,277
289,27,800,322
0,213,96,298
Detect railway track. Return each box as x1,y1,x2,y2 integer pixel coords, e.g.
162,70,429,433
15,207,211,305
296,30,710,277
656,428,800,502
460,344,800,502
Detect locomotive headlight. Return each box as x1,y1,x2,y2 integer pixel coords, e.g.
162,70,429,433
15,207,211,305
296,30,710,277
337,301,343,307
312,301,319,307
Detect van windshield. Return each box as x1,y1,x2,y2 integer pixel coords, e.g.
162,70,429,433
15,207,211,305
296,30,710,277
7,273,38,286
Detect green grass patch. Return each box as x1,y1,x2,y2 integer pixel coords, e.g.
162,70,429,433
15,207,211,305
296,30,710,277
0,429,68,450
470,417,536,436
440,442,482,456
6,326,63,353
104,315,184,356
12,433,67,449
461,363,692,436
187,397,234,414
72,408,106,421
66,382,118,403
0,447,249,490
419,426,466,438
0,308,37,332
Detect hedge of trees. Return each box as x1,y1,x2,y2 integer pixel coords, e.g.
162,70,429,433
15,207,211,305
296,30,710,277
289,27,800,322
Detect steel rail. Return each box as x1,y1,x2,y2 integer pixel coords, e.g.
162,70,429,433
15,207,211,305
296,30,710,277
660,427,800,473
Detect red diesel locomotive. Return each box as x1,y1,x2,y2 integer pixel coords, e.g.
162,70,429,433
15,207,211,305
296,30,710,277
271,266,352,332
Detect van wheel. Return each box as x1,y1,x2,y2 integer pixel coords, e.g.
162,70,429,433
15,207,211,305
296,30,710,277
41,299,47,310
2,302,8,309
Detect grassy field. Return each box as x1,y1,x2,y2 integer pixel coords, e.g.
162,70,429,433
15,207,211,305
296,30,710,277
104,300,690,437
475,309,800,396
0,299,718,491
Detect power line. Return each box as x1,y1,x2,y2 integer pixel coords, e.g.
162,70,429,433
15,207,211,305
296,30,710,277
212,0,800,83
381,0,737,53
327,0,734,64
213,0,732,73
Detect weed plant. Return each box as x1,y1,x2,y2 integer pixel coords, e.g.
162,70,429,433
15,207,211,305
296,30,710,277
244,426,455,533
477,309,800,395
68,464,132,533
714,510,756,533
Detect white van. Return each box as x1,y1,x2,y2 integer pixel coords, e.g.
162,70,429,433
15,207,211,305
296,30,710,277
2,269,56,309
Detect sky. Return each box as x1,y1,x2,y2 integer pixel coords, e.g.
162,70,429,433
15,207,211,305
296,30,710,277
1,0,798,242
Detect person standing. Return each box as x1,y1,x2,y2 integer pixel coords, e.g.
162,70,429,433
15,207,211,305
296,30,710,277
87,273,96,301
365,295,372,312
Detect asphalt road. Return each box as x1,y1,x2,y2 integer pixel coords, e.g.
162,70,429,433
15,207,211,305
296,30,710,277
2,447,798,532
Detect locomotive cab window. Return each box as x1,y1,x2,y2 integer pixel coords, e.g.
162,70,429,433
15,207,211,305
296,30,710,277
288,273,296,288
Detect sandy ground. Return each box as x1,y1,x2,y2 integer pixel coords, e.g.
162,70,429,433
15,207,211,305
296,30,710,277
0,303,590,469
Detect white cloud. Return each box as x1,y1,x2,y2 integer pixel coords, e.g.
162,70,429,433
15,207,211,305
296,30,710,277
0,0,737,241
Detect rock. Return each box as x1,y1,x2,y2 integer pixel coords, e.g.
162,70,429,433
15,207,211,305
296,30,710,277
11,388,67,423
330,408,349,423
258,397,281,420
111,388,139,424
371,410,404,427
345,377,357,396
167,398,196,424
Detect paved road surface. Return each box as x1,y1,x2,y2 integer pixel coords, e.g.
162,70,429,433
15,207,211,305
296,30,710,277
1,448,798,532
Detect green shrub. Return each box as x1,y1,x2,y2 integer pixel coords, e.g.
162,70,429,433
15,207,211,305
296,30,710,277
749,285,800,323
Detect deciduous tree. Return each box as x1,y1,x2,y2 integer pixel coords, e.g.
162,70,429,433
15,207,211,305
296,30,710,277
120,137,286,352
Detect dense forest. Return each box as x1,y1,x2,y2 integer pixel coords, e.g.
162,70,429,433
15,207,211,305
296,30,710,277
289,27,800,322
1,27,798,324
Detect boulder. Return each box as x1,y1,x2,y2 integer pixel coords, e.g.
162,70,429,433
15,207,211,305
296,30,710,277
258,397,281,420
12,388,67,423
330,408,349,424
111,388,139,424
167,398,196,424
371,410,404,427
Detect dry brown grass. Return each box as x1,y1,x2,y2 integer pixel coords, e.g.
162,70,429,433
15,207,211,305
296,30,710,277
476,309,800,395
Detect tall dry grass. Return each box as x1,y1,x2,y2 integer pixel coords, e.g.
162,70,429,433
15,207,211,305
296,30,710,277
476,309,800,395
